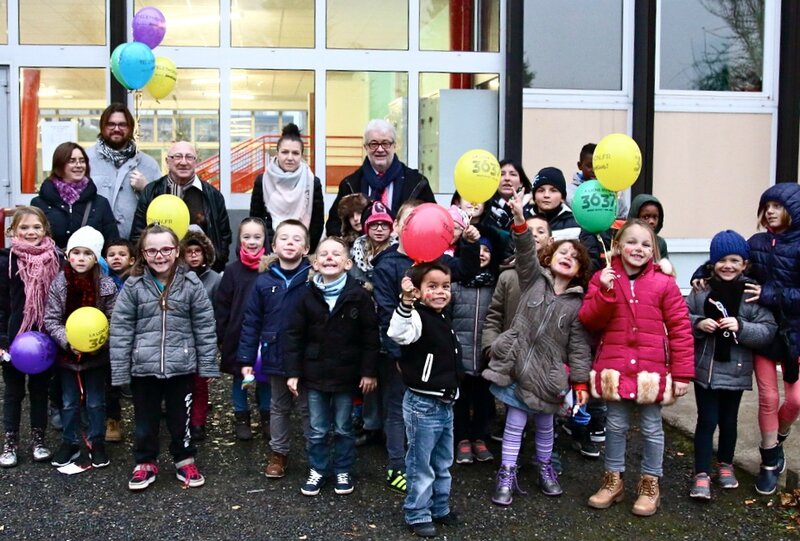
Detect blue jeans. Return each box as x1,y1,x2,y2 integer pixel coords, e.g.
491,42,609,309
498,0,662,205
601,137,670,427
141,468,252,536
605,400,664,477
231,375,271,413
307,389,355,475
61,366,106,446
402,391,454,525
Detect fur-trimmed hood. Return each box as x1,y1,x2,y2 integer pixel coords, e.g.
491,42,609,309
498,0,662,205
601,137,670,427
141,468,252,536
181,229,216,267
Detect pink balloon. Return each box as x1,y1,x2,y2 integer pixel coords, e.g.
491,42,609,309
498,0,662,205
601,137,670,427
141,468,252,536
401,203,454,263
132,7,167,49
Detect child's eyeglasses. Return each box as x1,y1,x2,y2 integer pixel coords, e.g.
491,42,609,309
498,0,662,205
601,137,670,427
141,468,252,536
142,247,177,258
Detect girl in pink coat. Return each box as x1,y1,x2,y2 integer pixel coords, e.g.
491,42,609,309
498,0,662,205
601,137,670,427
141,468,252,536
579,219,693,517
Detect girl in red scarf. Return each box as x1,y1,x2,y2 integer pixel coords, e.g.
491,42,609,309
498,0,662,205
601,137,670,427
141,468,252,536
0,207,61,468
214,218,271,441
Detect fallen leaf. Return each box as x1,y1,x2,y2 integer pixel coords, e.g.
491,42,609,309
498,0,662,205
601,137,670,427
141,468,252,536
299,536,308,540
232,505,241,510
676,452,685,456
744,499,755,505
368,524,377,529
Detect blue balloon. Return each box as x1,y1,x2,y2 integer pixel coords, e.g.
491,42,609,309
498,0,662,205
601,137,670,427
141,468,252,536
117,42,155,90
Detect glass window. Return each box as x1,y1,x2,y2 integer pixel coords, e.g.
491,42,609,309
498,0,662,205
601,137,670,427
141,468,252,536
19,68,105,193
139,69,220,187
0,1,7,44
326,71,408,191
135,1,219,47
228,69,315,193
232,0,314,47
660,0,764,91
20,0,105,44
420,0,499,52
419,73,499,193
327,0,408,49
523,0,622,90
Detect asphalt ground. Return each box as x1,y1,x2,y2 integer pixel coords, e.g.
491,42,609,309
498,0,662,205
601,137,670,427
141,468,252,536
0,375,797,541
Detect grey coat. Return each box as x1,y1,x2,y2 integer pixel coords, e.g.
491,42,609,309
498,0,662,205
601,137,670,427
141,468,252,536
87,145,161,239
110,265,219,385
482,228,592,414
44,272,118,371
451,282,494,376
686,278,777,391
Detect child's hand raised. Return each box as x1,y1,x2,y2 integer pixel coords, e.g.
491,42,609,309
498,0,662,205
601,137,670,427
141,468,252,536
462,225,481,244
599,267,617,291
507,187,526,225
400,276,417,304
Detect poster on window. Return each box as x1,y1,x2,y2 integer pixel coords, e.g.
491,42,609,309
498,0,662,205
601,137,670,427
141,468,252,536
41,121,78,171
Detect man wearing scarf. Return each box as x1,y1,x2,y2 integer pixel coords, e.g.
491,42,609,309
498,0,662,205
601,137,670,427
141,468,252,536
130,141,232,272
325,119,436,237
87,104,162,239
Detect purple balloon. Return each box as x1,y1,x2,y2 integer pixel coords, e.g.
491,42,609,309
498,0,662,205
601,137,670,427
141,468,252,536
9,331,56,375
132,7,167,50
254,350,269,384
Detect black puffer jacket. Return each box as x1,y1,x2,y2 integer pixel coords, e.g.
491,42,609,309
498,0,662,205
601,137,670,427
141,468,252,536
284,276,380,392
450,282,494,376
325,160,436,237
31,179,119,249
129,176,232,272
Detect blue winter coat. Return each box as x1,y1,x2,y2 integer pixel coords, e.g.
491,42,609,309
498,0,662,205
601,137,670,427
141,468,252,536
748,183,800,362
237,257,312,377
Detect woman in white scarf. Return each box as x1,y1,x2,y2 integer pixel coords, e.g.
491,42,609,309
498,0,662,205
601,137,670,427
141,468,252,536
249,124,325,251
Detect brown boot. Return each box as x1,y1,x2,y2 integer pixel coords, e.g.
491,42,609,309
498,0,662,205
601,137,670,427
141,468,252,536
632,474,661,516
588,471,624,509
265,452,288,478
105,419,122,443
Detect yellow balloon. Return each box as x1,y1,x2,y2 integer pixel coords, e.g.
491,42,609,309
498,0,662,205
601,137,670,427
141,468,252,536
65,307,109,354
593,133,642,192
145,56,177,100
453,149,501,204
146,194,190,239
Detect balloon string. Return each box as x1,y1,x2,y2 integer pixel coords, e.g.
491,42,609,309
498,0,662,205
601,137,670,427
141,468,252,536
133,90,142,141
597,234,612,268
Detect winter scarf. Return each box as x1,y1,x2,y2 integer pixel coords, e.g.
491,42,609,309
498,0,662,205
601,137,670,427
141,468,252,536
262,157,315,229
313,272,347,311
240,247,265,270
464,270,496,288
62,264,98,362
51,177,89,205
95,135,137,168
361,155,403,206
704,278,744,362
10,237,61,334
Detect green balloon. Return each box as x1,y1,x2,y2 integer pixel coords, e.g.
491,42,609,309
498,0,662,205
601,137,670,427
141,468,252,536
572,180,618,234
110,43,133,90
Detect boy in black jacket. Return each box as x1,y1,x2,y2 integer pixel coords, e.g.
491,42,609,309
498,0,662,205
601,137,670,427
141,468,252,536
285,237,380,497
388,261,461,539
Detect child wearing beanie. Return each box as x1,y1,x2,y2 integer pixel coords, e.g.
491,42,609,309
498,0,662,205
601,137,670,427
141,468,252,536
44,226,118,470
686,230,777,500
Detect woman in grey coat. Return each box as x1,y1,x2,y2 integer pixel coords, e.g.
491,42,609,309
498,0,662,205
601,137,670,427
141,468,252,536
110,224,219,492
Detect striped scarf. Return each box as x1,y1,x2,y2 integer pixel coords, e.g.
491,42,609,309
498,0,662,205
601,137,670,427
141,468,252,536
313,272,347,311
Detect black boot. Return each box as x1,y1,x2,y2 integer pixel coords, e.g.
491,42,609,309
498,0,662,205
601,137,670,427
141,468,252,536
570,425,600,459
755,445,781,495
234,411,253,440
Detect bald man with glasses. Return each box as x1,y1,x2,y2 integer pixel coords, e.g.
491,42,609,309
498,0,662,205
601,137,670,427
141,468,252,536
325,119,435,237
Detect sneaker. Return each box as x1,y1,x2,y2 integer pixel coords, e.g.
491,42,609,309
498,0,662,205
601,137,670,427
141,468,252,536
589,428,606,443
717,463,739,489
334,472,354,495
105,419,122,443
90,442,110,468
30,428,52,462
432,511,459,526
572,427,601,459
689,473,711,500
301,468,325,496
472,440,494,462
386,468,407,494
129,463,158,491
0,432,18,468
538,462,562,496
408,522,437,538
50,442,80,467
456,440,474,464
176,459,205,488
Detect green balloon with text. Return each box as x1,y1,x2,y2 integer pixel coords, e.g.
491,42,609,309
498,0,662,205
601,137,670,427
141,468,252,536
572,180,618,234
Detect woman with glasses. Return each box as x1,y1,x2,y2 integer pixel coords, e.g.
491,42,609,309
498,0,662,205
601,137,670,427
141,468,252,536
249,123,324,252
31,142,120,249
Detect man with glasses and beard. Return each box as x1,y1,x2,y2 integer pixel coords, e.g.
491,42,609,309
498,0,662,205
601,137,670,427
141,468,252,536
325,119,435,237
130,141,232,272
88,104,162,239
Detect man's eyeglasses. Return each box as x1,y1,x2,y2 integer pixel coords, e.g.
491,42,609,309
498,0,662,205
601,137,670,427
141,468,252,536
142,246,177,258
106,122,129,130
366,141,394,151
168,154,198,163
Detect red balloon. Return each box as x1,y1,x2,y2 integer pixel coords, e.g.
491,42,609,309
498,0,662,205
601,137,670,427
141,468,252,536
401,203,454,263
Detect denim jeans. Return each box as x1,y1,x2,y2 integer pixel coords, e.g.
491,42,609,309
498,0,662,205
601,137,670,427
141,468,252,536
307,389,355,475
605,400,664,477
61,366,106,446
381,357,407,470
402,390,454,525
231,375,271,413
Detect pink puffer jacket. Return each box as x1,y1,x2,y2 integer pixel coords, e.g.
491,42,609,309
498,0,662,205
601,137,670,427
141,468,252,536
579,257,694,404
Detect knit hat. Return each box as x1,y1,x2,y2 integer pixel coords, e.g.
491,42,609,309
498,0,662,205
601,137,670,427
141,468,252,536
532,167,567,200
479,236,493,251
362,201,394,229
709,230,750,264
447,206,468,229
66,226,104,261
